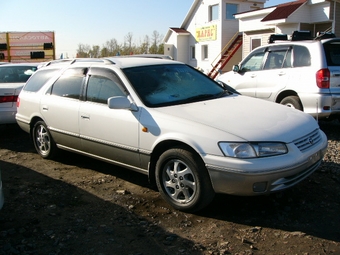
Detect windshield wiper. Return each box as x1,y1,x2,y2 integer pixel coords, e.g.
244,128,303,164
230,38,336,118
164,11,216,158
185,94,216,102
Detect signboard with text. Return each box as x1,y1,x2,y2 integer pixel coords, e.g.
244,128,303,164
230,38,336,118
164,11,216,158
0,31,55,62
195,25,217,42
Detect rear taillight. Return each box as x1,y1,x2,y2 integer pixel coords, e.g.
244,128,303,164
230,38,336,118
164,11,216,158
0,95,18,103
316,68,330,89
17,97,20,107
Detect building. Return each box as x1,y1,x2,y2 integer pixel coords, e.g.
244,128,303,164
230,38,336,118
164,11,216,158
163,0,339,78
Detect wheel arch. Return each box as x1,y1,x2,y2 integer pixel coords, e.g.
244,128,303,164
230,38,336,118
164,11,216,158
148,140,204,186
29,116,44,137
275,90,299,104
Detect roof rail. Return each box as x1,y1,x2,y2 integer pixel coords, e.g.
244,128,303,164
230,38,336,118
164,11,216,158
314,31,336,40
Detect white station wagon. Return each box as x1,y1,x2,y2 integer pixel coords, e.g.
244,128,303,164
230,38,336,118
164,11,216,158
16,57,328,212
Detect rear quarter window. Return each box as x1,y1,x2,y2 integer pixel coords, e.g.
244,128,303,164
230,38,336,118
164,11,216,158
292,45,311,67
23,69,60,92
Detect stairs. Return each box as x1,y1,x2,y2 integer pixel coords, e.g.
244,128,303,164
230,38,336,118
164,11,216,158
208,34,243,79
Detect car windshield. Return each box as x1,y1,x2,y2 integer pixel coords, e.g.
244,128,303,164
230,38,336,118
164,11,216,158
123,64,228,107
0,66,37,83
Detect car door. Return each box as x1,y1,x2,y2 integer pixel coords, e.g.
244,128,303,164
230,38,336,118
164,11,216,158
79,67,141,168
231,48,266,97
255,46,292,100
39,67,86,150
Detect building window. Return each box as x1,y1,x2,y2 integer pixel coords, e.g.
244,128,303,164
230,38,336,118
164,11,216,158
202,45,208,59
251,38,261,51
190,46,196,59
226,3,237,20
210,4,219,21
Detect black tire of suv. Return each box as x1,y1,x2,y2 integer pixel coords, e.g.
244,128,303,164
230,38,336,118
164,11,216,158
155,147,215,212
280,96,303,111
32,120,58,159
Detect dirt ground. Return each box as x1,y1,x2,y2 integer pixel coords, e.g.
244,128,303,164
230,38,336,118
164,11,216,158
0,121,339,255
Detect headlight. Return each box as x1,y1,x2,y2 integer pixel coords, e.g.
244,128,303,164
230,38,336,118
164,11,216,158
219,142,287,158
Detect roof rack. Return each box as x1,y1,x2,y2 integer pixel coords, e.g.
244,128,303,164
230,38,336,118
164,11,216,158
268,34,288,43
268,30,337,43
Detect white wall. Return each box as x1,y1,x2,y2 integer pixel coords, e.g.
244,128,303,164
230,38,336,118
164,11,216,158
164,0,266,74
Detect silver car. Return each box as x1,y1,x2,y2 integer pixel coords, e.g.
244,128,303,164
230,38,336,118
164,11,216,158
16,57,328,212
217,38,340,121
0,63,39,124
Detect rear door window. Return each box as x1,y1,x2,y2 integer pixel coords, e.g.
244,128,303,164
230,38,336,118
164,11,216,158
263,46,292,70
50,68,86,99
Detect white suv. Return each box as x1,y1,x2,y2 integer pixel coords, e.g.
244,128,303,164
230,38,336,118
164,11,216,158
16,57,327,212
217,37,340,121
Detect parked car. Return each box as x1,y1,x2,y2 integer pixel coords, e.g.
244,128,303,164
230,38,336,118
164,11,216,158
0,169,4,210
217,37,340,121
16,57,328,212
0,63,39,124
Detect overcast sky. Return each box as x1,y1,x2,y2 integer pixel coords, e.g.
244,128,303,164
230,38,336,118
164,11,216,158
0,0,291,58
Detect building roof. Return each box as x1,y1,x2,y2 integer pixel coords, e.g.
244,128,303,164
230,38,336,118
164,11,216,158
261,0,307,22
169,28,190,34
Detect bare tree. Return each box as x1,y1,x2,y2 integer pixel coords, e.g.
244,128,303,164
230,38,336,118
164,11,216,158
105,39,121,56
123,32,134,55
77,43,91,58
149,30,163,54
76,31,165,58
90,45,100,58
139,35,150,54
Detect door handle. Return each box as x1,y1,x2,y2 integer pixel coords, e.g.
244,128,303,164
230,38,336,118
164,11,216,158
81,114,90,120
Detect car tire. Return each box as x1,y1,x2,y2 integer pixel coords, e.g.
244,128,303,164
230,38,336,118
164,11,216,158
280,96,303,111
32,120,57,159
155,147,215,212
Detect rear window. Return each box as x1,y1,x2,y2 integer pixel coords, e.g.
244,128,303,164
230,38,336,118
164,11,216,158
323,42,340,66
0,65,37,83
23,69,61,92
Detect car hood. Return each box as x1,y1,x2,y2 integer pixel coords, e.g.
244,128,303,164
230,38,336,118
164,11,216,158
153,95,318,143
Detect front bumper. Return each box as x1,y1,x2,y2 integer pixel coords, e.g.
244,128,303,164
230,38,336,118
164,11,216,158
205,142,328,196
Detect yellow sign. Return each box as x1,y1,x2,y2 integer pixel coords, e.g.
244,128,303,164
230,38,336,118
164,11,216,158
195,25,217,42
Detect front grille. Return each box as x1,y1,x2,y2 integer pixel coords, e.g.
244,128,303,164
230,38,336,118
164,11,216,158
293,129,321,152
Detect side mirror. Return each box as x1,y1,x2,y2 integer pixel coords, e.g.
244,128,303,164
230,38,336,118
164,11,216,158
232,65,240,72
107,96,138,111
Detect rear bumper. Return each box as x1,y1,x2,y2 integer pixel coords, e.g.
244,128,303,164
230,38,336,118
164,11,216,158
0,110,17,124
300,93,340,119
